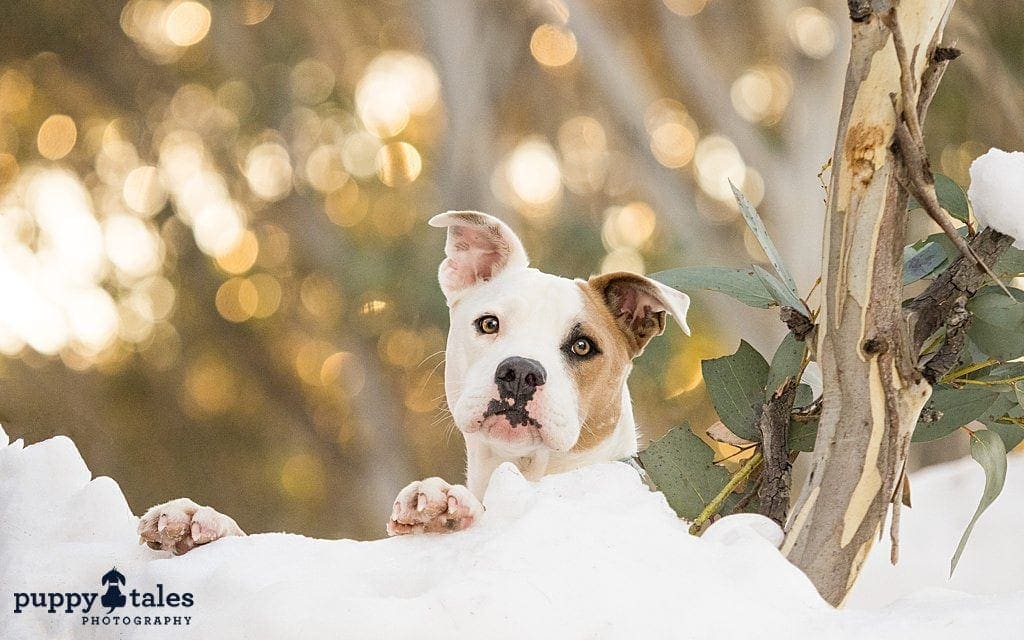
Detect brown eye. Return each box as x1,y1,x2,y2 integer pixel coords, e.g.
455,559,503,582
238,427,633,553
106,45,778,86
476,315,500,335
571,338,594,357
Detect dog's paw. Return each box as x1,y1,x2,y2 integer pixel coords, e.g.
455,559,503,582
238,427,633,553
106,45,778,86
138,498,245,555
387,477,483,536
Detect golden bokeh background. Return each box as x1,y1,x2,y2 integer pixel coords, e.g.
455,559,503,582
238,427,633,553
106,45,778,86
0,0,1020,539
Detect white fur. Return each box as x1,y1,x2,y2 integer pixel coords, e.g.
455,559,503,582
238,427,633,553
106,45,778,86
388,211,687,532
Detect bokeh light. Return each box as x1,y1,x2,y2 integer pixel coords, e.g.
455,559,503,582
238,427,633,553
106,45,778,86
730,66,794,125
245,142,294,202
530,24,578,68
501,138,562,214
663,0,708,17
694,134,746,202
355,51,440,138
164,1,212,47
376,142,423,187
37,115,77,161
787,7,837,59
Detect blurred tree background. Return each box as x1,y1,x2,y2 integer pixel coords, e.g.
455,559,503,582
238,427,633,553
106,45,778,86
0,0,1020,540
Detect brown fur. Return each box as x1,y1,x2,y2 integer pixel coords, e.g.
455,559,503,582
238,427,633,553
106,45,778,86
588,272,669,354
569,280,636,451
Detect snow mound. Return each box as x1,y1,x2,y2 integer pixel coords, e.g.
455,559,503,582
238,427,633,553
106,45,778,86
968,148,1024,248
1,426,1022,639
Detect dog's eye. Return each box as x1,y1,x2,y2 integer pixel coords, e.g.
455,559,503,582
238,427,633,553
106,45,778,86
570,338,595,357
475,315,500,335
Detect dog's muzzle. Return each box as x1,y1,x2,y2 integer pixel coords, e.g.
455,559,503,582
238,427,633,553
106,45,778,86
484,356,546,428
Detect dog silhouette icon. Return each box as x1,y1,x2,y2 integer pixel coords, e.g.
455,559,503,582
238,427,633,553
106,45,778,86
100,568,127,613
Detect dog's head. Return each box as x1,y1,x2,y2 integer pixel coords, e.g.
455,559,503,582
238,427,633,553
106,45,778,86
432,211,690,457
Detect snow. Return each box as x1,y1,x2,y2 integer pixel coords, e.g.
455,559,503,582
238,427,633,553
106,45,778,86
968,148,1024,248
1,426,1022,639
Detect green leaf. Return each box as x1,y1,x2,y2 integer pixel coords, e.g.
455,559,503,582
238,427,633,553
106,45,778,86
650,266,775,309
950,429,1007,575
702,340,769,442
638,425,732,520
902,241,948,285
967,286,1024,361
994,246,1024,277
794,383,814,408
908,174,970,223
912,384,1001,442
788,418,818,452
982,385,1024,451
730,181,801,300
753,265,811,316
983,420,1024,452
766,332,805,400
909,229,966,265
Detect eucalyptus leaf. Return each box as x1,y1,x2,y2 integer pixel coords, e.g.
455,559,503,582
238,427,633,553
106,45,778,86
983,420,1024,452
908,173,970,223
794,383,814,408
766,333,805,400
788,418,818,452
950,429,1007,575
994,246,1024,277
702,340,770,442
730,181,800,298
902,241,948,285
967,286,1024,361
638,425,733,520
650,266,775,309
910,229,966,264
983,363,1024,381
753,265,811,316
912,384,1001,442
982,385,1024,450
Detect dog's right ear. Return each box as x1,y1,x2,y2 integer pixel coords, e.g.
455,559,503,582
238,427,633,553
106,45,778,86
429,211,529,303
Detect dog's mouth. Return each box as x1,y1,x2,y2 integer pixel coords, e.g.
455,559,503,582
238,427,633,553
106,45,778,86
482,396,541,429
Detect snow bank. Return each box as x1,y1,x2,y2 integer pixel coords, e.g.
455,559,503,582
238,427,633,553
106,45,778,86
969,148,1024,248
851,453,1024,608
1,426,1022,640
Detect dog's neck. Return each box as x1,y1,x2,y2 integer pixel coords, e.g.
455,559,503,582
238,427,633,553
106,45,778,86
463,383,639,497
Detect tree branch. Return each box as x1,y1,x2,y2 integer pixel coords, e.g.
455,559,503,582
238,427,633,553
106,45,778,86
758,379,797,527
906,228,1015,350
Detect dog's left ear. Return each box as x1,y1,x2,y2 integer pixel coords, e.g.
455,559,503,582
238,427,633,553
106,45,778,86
429,211,529,303
588,272,691,355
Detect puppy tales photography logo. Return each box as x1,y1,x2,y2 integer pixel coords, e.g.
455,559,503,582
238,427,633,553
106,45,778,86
12,567,195,627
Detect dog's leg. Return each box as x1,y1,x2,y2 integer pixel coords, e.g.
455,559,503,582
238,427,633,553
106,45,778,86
387,477,483,536
137,498,245,555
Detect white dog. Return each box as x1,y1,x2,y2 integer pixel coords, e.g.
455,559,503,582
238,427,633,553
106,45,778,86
138,211,689,551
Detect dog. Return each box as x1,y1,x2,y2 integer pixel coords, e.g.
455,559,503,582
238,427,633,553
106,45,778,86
137,211,689,551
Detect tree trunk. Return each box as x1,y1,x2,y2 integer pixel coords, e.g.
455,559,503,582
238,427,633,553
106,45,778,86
781,0,955,605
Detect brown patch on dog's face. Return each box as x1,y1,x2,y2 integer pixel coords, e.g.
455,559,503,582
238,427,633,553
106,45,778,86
568,281,637,451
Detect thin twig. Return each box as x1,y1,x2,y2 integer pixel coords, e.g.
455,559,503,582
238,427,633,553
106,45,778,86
941,358,999,383
884,11,1014,299
689,449,763,535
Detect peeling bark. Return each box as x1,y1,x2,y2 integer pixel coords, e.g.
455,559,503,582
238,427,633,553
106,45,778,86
782,0,955,606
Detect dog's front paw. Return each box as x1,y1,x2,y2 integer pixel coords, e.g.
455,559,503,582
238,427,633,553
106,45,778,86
387,478,483,536
138,498,245,555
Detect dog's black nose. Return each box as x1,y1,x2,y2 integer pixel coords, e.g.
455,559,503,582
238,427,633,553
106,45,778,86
494,357,546,397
